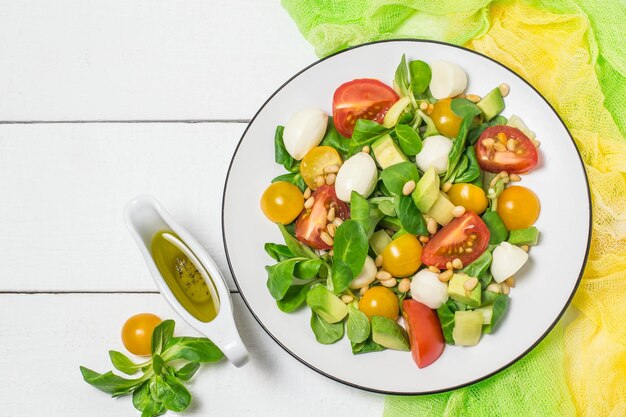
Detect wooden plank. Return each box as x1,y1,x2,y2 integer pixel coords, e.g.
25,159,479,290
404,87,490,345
0,1,315,121
0,123,245,291
0,293,384,416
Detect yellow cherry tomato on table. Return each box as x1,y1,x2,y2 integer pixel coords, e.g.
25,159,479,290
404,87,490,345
497,185,540,230
447,183,488,214
121,313,162,356
260,181,304,224
382,234,423,278
430,98,463,139
359,286,399,320
300,146,343,190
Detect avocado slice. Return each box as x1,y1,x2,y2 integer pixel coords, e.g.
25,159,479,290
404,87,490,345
448,273,482,308
412,166,440,213
474,305,494,325
508,227,540,246
452,310,484,346
382,96,411,128
306,285,348,323
371,316,410,351
507,114,536,139
369,229,392,255
372,134,409,169
427,192,455,226
477,88,505,121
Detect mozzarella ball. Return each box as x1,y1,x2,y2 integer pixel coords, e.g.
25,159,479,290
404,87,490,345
335,152,378,202
349,256,377,289
283,108,328,160
429,61,468,99
415,135,453,174
410,269,449,309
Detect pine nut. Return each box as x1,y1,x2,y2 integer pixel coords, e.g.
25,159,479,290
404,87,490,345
463,277,479,291
438,270,453,282
361,145,370,154
521,244,529,252
452,258,464,270
359,286,369,296
323,165,339,174
428,266,441,274
419,101,429,111
315,176,325,187
327,206,336,222
403,180,416,196
498,83,510,97
494,142,506,152
426,103,434,115
341,294,354,304
333,217,344,227
328,249,334,256
381,278,397,288
509,174,521,182
498,171,509,179
455,93,466,99
327,223,336,237
442,182,452,192
466,94,481,103
506,138,517,151
398,278,411,293
320,231,334,246
304,197,315,209
427,218,438,235
452,205,466,217
482,138,495,148
376,270,392,281
325,173,336,185
303,187,311,199
375,255,383,267
501,282,510,295
486,283,501,293
419,235,429,243
505,276,516,287
446,261,453,270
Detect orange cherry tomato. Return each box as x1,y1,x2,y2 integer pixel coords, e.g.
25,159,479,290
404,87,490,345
260,181,304,224
121,313,162,356
382,234,423,278
359,286,399,320
497,186,540,230
430,98,463,139
300,146,343,190
447,183,488,214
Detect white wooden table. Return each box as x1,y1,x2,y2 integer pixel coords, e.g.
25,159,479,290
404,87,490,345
0,2,384,415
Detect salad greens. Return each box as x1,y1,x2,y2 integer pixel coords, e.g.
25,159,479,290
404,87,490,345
260,53,542,367
80,320,223,417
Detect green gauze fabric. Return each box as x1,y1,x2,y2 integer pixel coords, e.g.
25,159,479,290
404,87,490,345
281,0,626,416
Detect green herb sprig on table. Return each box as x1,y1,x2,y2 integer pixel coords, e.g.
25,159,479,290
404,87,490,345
80,320,223,417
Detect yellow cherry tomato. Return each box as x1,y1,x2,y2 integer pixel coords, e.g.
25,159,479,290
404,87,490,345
359,286,399,320
447,183,488,214
382,234,423,278
497,186,540,230
260,181,304,224
430,98,463,139
300,146,343,190
121,313,162,356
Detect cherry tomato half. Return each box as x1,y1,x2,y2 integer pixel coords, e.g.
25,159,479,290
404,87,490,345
359,286,399,320
382,234,423,278
402,299,445,368
332,79,399,138
260,181,304,225
300,146,343,190
431,98,463,139
447,183,488,214
475,126,538,174
121,313,162,356
295,185,349,250
497,186,540,230
421,212,490,269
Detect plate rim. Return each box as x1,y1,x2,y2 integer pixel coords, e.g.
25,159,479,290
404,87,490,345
221,39,592,395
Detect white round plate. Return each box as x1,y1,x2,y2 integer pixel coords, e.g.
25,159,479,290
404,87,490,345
222,40,590,394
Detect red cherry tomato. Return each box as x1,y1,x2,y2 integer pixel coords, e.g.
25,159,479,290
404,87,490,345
295,185,349,250
402,299,445,368
332,79,399,138
421,212,490,269
475,126,538,174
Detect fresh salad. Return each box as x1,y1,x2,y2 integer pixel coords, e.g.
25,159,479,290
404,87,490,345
260,54,541,368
